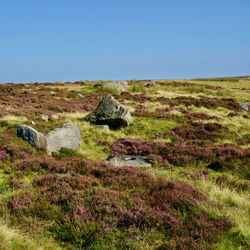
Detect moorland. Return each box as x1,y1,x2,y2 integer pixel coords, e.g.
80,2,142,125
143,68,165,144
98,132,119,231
0,77,249,249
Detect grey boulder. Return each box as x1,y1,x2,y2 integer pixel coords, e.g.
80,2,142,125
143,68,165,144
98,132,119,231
46,123,80,153
108,155,152,167
17,123,80,153
85,95,132,128
17,125,46,150
94,81,128,92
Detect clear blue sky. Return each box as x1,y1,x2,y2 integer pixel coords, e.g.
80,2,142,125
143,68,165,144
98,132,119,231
0,0,250,83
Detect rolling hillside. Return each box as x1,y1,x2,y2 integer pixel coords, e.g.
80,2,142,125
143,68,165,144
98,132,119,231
0,77,249,249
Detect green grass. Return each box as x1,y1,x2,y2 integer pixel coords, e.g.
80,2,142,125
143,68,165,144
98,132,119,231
0,220,61,250
128,84,146,93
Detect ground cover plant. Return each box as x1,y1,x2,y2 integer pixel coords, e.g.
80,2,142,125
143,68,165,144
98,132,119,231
0,77,249,249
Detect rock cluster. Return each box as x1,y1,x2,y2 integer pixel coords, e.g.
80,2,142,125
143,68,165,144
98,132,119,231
17,123,80,153
85,95,132,128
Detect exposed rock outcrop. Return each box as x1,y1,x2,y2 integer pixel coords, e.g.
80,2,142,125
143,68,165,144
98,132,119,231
85,95,133,128
108,155,152,167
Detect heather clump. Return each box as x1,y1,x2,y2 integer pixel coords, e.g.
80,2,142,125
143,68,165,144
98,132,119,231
5,156,232,248
157,96,243,111
110,139,250,177
4,144,33,160
0,150,9,161
215,175,249,191
168,122,223,141
0,83,103,119
182,110,221,120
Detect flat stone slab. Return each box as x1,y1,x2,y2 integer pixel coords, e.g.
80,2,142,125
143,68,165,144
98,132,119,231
108,155,152,167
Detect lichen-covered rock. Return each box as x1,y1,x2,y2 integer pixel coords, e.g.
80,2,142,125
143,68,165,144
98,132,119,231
17,125,46,150
94,81,128,92
108,155,152,167
85,95,133,128
45,123,80,153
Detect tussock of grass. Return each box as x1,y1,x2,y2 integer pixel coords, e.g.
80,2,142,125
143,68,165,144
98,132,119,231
0,115,27,123
0,220,61,250
128,84,146,93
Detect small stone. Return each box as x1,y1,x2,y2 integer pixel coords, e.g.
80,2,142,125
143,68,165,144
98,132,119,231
238,102,249,111
50,114,59,120
76,93,84,99
108,155,152,167
96,125,110,131
41,114,49,121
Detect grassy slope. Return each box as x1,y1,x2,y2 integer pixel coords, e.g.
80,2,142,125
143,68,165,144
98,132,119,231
0,77,249,249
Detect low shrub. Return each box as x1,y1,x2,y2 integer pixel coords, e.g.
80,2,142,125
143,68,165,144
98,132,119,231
110,138,250,177
6,157,232,248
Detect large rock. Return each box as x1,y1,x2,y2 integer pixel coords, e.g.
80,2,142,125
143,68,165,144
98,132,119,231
17,125,46,150
17,123,80,153
46,123,80,153
85,95,133,128
94,81,128,92
108,155,152,167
